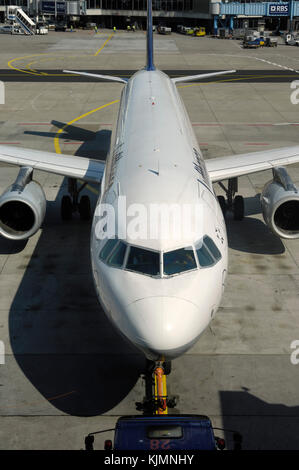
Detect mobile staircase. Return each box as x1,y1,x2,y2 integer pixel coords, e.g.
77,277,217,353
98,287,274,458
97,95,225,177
14,8,35,35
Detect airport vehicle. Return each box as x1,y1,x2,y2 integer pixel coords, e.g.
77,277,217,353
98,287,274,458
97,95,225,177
285,32,299,46
186,27,195,35
46,22,55,30
243,36,263,48
181,26,206,37
157,25,171,34
36,23,48,35
177,25,186,33
84,22,97,30
1,1,299,372
178,25,205,36
85,415,234,450
194,27,206,37
0,24,12,34
243,29,273,48
232,28,246,40
265,37,278,47
55,22,67,32
6,6,35,35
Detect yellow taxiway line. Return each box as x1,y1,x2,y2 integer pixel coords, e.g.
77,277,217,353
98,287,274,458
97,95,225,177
7,34,118,196
178,74,293,88
8,53,52,76
94,33,114,57
52,31,117,196
8,32,114,75
53,100,119,195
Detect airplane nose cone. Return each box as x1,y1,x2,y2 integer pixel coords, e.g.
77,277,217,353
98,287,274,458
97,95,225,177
125,296,207,360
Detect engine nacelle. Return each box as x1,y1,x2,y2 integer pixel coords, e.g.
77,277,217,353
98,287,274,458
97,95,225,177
261,167,299,239
0,166,46,241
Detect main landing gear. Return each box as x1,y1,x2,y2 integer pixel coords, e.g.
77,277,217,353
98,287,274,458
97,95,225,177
61,178,91,221
217,177,244,220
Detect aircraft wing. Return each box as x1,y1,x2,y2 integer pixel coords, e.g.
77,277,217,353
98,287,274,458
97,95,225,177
206,146,299,182
0,145,105,183
63,70,128,83
172,69,236,84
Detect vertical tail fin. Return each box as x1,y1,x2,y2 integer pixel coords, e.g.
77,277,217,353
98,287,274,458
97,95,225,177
146,0,155,71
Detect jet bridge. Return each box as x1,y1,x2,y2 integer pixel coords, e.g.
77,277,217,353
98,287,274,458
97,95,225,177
211,0,299,35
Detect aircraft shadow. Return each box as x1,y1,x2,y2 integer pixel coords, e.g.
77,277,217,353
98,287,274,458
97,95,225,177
7,128,145,416
220,390,299,450
24,120,112,160
24,124,95,142
0,238,28,254
226,194,285,255
242,194,261,217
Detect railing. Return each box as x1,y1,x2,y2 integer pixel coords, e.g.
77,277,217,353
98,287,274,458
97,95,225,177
15,8,35,35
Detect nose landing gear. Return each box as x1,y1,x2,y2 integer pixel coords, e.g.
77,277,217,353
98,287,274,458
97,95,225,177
217,177,244,220
61,178,91,221
136,360,176,415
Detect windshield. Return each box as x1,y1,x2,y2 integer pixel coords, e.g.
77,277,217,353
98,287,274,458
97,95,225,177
203,236,221,261
107,240,127,268
126,246,160,276
147,426,183,439
99,238,118,261
99,238,221,277
163,247,197,276
195,236,222,267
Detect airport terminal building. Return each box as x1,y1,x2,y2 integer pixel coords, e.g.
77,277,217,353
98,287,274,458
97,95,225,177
0,1,210,28
1,0,299,31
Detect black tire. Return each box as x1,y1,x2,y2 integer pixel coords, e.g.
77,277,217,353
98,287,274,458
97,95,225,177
217,195,227,217
163,361,172,375
233,195,244,221
79,195,91,221
61,195,73,220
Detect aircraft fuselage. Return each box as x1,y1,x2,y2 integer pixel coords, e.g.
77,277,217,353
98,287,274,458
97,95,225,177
91,69,228,360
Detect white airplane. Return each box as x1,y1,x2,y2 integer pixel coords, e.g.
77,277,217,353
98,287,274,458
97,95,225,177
1,1,299,370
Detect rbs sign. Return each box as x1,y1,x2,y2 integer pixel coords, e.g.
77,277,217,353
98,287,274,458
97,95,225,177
269,3,289,16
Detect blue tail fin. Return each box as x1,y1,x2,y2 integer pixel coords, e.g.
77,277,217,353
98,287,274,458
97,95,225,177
146,0,155,71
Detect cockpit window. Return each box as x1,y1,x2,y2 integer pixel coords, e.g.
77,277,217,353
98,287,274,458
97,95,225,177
203,236,222,261
107,241,127,268
195,236,222,267
99,238,118,262
163,247,197,276
126,246,160,276
99,238,221,276
195,239,215,267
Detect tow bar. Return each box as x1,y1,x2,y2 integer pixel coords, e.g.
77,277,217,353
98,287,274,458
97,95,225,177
154,364,168,415
136,361,176,414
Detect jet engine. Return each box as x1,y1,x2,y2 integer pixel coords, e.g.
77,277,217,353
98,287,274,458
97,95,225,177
0,166,46,241
261,167,299,239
